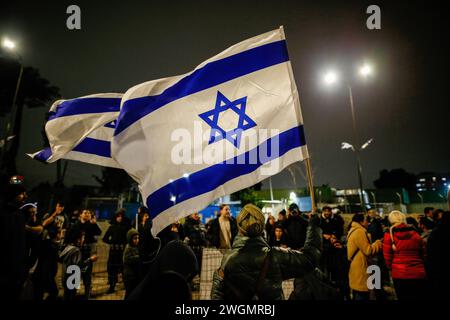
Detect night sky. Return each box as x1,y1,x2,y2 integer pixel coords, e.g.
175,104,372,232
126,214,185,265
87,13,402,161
1,0,449,190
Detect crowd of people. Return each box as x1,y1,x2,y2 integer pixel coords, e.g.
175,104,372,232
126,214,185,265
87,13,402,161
1,179,105,300
1,176,449,300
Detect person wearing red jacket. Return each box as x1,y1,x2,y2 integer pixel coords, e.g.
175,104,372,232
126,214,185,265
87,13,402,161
383,211,427,300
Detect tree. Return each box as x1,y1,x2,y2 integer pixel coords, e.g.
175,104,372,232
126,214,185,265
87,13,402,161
93,167,134,196
0,56,60,175
373,168,417,191
231,182,263,208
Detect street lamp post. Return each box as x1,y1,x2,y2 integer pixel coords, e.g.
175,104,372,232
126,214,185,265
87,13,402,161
396,192,403,205
1,37,23,169
370,191,377,210
323,63,374,212
417,192,424,205
347,85,365,210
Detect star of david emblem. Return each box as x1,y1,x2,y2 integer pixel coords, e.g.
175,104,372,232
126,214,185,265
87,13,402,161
104,120,116,129
198,91,257,148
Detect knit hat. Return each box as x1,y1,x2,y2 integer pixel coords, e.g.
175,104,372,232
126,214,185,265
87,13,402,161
388,210,406,251
288,203,300,215
237,204,265,237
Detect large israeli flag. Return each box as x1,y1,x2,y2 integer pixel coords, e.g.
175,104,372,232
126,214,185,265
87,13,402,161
113,27,309,235
28,93,122,168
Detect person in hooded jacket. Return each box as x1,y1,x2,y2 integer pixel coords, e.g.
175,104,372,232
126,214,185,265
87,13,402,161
211,204,322,300
183,212,207,273
59,228,97,300
127,239,198,300
103,211,130,293
284,203,309,250
123,228,142,298
383,210,427,300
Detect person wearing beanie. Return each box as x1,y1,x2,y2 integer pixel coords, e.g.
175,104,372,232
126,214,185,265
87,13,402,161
383,210,427,300
211,203,323,300
123,228,142,298
236,203,266,237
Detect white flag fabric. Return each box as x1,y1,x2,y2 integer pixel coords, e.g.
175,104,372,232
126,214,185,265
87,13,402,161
112,27,309,235
28,93,122,168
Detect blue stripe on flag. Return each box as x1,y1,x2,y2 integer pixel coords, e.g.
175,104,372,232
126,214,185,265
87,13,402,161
115,40,289,136
35,147,52,162
48,97,121,121
146,125,306,218
72,137,111,158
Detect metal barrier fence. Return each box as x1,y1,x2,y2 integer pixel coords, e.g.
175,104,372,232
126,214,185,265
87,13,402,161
52,244,295,300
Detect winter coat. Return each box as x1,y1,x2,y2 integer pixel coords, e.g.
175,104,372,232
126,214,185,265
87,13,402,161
285,215,308,249
210,216,322,300
70,220,102,259
347,222,382,292
102,221,129,249
383,223,426,279
70,220,101,244
207,217,238,249
426,215,450,299
271,236,288,248
123,229,142,282
59,244,91,288
319,215,344,239
59,245,81,270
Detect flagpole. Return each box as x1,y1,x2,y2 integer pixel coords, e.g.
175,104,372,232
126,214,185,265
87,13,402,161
136,213,138,230
279,25,317,213
447,188,450,211
305,156,316,213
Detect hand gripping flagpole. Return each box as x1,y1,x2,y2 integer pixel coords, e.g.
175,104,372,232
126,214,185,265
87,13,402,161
280,25,317,213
